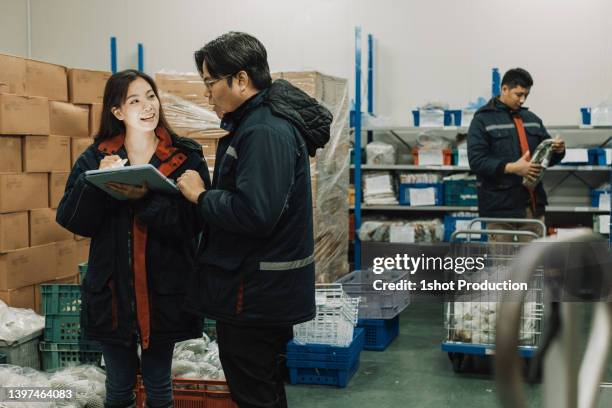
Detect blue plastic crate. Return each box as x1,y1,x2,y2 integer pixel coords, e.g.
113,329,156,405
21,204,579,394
288,357,360,388
581,107,591,125
287,328,364,366
357,316,400,351
588,148,609,165
444,110,462,126
443,215,486,242
443,179,478,206
591,189,611,208
398,183,444,206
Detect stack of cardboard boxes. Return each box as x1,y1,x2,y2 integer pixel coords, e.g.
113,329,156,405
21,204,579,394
0,53,110,312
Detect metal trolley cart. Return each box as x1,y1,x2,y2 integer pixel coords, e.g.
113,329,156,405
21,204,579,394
441,218,546,373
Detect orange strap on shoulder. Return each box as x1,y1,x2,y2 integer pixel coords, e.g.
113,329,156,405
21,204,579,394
512,115,536,213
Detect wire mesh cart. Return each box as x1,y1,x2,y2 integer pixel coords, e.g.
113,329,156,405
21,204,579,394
441,218,546,373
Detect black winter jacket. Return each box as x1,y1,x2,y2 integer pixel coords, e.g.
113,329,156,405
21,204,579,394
467,98,565,218
56,128,211,347
186,79,332,326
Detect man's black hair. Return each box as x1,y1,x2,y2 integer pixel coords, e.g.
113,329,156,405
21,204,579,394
194,32,272,90
501,68,533,89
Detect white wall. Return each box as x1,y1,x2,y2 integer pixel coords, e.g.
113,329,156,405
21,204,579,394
0,0,28,56
1,0,611,125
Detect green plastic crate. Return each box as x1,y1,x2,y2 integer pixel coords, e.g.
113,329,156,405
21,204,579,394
41,284,81,316
0,330,43,369
44,314,90,343
203,318,216,340
39,342,102,372
78,262,87,281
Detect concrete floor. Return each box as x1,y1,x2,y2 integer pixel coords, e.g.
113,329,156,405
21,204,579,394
286,302,612,408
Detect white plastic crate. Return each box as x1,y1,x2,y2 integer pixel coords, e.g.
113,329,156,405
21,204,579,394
293,284,360,347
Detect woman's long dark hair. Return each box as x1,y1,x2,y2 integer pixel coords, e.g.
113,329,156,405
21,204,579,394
95,69,173,141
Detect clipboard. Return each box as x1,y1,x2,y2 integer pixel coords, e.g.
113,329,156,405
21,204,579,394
85,164,179,200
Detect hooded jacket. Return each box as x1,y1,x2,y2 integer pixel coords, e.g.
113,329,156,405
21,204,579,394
467,97,565,218
186,79,332,326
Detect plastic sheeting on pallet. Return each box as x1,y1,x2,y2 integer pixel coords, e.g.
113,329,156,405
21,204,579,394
273,71,350,284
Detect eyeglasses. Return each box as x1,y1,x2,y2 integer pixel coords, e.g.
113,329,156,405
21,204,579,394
203,74,232,90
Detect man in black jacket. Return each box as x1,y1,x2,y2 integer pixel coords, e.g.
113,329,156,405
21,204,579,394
177,32,332,408
467,68,565,241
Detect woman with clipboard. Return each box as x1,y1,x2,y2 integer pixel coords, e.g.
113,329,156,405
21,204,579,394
56,69,211,408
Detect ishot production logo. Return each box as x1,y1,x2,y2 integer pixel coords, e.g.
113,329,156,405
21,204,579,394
371,253,528,292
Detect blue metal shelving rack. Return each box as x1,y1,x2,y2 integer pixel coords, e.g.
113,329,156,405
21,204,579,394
353,27,374,271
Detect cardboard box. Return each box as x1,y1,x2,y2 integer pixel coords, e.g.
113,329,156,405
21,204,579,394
0,285,35,310
0,54,26,95
0,173,48,213
25,59,68,102
0,136,22,173
34,272,79,313
89,103,102,137
68,69,111,104
191,137,218,157
49,172,69,208
71,138,92,166
23,135,71,172
0,212,29,252
55,239,78,279
49,101,89,137
75,238,90,264
29,208,73,246
0,93,49,135
0,243,57,290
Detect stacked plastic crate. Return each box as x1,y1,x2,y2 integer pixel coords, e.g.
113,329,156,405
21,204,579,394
337,269,410,351
289,284,363,387
39,263,102,371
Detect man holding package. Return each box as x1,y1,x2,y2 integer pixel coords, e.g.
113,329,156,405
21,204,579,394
467,68,566,241
176,32,332,407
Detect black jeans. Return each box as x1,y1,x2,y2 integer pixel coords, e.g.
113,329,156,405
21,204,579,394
216,321,293,408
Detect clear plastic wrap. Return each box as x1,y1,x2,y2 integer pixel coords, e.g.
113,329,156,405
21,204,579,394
0,364,106,408
359,219,443,243
171,335,224,381
159,91,225,139
0,300,44,344
366,141,396,165
415,132,453,149
274,72,350,283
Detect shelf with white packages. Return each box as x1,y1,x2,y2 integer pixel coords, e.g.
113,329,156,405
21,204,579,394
351,205,610,214
350,165,611,172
